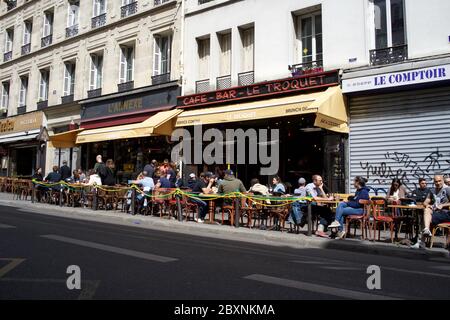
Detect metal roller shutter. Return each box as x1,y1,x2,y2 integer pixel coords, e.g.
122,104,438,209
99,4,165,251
349,86,450,195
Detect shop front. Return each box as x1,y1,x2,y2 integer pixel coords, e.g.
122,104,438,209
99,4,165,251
75,82,181,182
0,111,46,177
342,61,450,194
176,71,349,192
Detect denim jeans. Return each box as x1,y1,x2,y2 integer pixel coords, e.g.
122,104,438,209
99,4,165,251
335,202,364,231
191,198,208,219
289,201,307,224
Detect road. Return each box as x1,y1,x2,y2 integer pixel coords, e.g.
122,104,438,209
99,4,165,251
0,204,449,300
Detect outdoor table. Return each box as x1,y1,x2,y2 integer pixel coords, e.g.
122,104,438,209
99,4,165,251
197,194,220,224
388,204,424,241
306,199,343,236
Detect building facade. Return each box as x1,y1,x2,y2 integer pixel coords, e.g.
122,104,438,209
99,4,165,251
0,0,182,177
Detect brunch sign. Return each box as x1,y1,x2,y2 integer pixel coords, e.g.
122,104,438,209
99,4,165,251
178,70,339,108
0,112,43,135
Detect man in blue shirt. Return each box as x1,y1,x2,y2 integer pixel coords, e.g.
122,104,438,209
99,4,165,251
130,171,155,212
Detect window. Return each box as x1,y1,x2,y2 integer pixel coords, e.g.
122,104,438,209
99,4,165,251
374,0,405,49
90,54,103,90
4,28,14,53
39,69,50,101
43,11,54,37
153,35,171,76
67,1,80,27
93,0,106,17
297,13,322,64
0,82,10,111
197,37,210,80
19,76,28,108
23,20,32,45
119,45,134,83
63,62,76,96
240,27,254,72
218,32,231,77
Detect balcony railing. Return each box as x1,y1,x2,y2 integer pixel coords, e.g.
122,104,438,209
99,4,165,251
66,25,79,38
41,34,53,48
370,45,408,66
152,72,171,85
121,1,138,18
154,0,170,5
198,0,213,4
21,43,31,55
17,106,26,115
92,13,107,29
118,81,134,92
6,0,17,11
3,51,12,62
238,71,255,86
61,94,74,104
196,79,210,93
216,75,231,90
289,60,323,77
87,88,102,98
37,100,48,110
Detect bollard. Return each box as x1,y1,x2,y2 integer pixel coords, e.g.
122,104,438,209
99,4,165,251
31,183,35,203
234,196,240,228
93,188,98,211
307,202,312,236
176,193,183,222
131,188,136,215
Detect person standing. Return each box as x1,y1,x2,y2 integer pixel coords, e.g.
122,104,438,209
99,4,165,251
143,159,157,179
94,155,107,182
103,159,116,186
60,160,71,181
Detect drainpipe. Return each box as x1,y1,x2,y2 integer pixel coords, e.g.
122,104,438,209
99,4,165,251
180,0,185,96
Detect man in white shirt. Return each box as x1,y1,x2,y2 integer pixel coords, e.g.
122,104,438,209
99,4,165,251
305,175,334,238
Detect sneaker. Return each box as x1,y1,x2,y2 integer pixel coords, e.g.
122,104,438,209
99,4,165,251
329,220,341,229
195,218,204,223
336,231,346,239
315,230,330,238
421,228,432,237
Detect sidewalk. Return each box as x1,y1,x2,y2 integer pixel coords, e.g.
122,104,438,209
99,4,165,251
0,192,448,261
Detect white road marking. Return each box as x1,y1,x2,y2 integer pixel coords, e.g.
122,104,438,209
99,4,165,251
0,223,16,229
244,274,402,300
40,235,178,263
0,258,25,278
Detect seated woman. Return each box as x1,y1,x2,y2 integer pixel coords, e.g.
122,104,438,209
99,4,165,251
386,178,407,205
329,176,370,239
271,176,286,196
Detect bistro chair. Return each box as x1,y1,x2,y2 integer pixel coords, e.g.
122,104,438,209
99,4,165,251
390,198,415,240
267,199,292,232
221,196,236,226
344,199,372,240
239,194,261,228
115,187,131,212
370,199,395,243
430,222,450,249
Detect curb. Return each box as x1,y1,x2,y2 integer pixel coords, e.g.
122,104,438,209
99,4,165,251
0,198,448,261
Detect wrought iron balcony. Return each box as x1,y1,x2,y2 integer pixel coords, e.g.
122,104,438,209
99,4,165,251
289,60,323,77
154,0,170,5
41,34,53,48
198,0,213,4
118,81,134,92
87,88,102,98
121,1,138,18
37,100,48,110
196,79,210,93
66,25,79,38
61,94,74,104
21,43,31,55
17,106,26,115
92,13,107,29
152,72,171,85
216,75,231,90
370,45,408,66
3,51,12,62
6,0,17,11
238,71,255,86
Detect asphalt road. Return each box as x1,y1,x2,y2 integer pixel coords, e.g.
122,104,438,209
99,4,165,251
0,204,449,300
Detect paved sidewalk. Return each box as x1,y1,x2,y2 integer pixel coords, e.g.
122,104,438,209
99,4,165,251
0,192,448,261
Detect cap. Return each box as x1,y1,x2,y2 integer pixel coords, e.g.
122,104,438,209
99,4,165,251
204,171,214,178
189,173,195,178
224,169,234,176
298,178,306,185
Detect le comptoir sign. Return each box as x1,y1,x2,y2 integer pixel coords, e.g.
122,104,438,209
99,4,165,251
0,112,43,135
178,70,339,108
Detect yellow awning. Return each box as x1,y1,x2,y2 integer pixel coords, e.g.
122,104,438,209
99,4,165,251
76,109,183,144
175,86,348,133
48,129,84,148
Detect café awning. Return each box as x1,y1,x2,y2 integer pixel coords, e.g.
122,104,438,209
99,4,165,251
76,109,183,144
48,129,84,148
175,86,349,133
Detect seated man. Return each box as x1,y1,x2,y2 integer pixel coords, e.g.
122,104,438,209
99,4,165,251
329,176,370,239
191,172,214,223
218,170,246,206
130,171,155,213
410,178,431,203
305,175,334,238
422,175,450,237
289,178,308,226
45,166,62,192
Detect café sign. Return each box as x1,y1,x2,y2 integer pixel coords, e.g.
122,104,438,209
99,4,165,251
178,70,339,108
0,112,43,135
